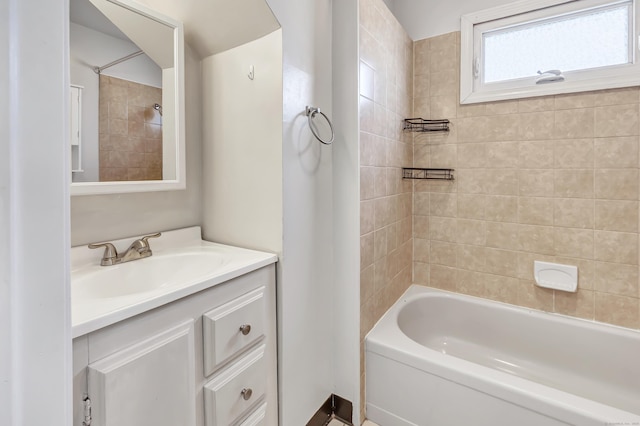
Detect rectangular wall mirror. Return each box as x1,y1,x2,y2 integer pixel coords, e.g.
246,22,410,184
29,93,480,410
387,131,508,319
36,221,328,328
69,0,185,196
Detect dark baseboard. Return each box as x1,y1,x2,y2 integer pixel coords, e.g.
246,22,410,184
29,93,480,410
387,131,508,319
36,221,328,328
332,394,352,423
306,395,333,426
306,394,353,426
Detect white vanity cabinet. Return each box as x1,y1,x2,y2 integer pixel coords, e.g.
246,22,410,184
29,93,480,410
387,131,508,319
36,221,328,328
73,264,277,426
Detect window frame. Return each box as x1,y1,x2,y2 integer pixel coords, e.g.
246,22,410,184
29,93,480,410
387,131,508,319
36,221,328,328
460,0,640,104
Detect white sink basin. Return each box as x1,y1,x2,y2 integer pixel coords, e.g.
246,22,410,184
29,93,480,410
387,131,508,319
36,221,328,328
73,249,228,299
71,227,277,338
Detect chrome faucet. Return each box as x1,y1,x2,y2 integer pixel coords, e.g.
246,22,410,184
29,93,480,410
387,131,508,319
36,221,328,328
88,233,161,266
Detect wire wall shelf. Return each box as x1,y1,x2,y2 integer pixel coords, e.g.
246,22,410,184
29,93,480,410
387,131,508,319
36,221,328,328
403,118,450,132
402,168,455,181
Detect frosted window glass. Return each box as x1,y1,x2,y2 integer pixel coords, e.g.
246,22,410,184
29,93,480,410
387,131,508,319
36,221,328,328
483,4,630,83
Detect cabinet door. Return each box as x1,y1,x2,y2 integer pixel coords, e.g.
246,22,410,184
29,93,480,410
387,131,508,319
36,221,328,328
88,321,195,426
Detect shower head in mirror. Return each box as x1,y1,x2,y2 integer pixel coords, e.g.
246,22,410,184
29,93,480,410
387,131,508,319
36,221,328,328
154,103,162,116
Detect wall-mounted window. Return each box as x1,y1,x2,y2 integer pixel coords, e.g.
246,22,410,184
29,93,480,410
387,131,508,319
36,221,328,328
461,0,640,104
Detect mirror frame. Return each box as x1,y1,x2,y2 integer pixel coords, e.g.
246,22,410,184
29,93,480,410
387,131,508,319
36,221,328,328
71,0,186,196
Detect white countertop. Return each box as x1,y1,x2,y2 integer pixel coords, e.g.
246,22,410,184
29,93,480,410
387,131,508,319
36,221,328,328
71,226,277,338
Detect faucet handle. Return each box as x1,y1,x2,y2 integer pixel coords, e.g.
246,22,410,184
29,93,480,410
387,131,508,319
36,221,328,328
140,232,162,244
88,242,119,266
136,232,162,253
140,232,161,245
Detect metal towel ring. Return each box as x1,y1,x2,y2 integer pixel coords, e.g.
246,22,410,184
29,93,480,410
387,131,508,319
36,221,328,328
305,106,334,145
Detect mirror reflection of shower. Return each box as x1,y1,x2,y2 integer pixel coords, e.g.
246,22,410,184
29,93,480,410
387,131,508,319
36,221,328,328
97,75,163,181
70,0,165,183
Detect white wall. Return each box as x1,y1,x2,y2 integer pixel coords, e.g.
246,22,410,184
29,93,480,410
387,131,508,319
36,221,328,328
70,22,162,182
89,0,175,69
201,30,283,255
70,44,202,246
133,0,280,59
381,0,397,14
262,0,336,424
390,0,516,40
0,0,10,419
162,67,176,179
331,0,361,423
1,0,71,425
70,23,162,88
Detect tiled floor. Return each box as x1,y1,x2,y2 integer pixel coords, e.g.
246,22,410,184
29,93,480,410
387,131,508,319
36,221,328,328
326,419,380,426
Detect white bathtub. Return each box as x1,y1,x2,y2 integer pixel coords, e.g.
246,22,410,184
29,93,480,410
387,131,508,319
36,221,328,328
365,285,640,426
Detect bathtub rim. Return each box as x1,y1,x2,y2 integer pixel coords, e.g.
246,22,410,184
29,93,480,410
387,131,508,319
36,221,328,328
364,284,640,424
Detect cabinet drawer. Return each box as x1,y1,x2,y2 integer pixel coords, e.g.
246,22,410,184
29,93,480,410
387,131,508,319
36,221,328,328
238,403,267,426
203,287,265,375
204,344,266,426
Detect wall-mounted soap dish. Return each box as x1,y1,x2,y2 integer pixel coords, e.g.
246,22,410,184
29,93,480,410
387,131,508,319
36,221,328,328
533,261,577,292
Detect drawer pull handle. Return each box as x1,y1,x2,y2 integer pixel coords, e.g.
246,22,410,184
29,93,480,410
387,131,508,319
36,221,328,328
239,324,252,335
241,388,253,401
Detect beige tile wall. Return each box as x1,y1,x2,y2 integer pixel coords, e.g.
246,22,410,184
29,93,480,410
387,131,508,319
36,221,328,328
99,75,163,181
359,0,414,420
413,31,640,331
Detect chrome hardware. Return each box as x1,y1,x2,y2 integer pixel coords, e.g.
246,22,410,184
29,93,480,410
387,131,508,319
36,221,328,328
402,167,454,181
82,395,92,426
241,388,253,401
305,106,335,145
120,232,161,263
88,242,118,266
88,232,162,266
239,324,252,335
535,69,565,84
94,50,143,74
403,118,449,133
